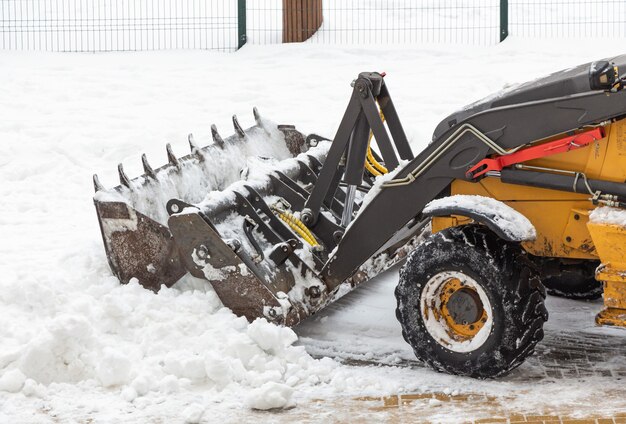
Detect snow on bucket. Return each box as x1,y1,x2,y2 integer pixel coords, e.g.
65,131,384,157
93,109,313,292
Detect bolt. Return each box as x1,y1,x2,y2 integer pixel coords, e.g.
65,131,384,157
197,245,208,259
308,286,321,298
226,238,242,253
574,214,580,220
301,209,313,225
170,203,180,213
566,236,572,243
268,308,277,318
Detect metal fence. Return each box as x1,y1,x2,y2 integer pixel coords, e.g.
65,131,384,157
247,0,500,45
306,0,500,45
1,0,245,51
1,0,625,52
247,0,281,44
248,0,626,45
509,0,626,38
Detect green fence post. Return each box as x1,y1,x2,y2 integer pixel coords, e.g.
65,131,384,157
500,0,509,42
238,0,247,49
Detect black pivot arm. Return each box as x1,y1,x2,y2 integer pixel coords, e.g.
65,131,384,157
300,72,413,228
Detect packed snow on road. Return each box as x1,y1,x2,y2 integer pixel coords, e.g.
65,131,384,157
2,38,626,423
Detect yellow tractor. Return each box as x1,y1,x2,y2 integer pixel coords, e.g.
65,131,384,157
94,56,626,378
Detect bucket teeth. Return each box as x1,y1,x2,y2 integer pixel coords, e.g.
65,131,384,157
166,143,180,167
141,154,156,179
188,133,203,160
93,174,105,192
232,115,245,138
254,107,272,135
118,163,131,188
253,107,262,125
211,124,225,148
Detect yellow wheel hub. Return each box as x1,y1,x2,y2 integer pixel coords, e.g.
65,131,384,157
436,278,488,341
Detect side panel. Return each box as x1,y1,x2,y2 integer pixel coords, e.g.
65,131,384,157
434,187,597,259
442,119,626,260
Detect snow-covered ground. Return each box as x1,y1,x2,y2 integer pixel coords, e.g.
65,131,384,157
2,38,626,422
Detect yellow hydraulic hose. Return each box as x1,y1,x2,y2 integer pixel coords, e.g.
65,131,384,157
364,157,382,176
366,107,388,175
276,210,319,248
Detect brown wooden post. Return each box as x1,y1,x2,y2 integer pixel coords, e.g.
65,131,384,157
283,0,323,43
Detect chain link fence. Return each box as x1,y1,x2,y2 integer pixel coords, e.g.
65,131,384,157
2,0,625,52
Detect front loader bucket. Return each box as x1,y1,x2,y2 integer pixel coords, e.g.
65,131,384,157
93,109,314,291
95,72,426,327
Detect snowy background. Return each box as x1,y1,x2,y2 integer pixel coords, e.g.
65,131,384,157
3,1,626,422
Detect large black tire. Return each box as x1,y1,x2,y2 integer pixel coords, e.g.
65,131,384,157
395,225,548,378
537,258,602,300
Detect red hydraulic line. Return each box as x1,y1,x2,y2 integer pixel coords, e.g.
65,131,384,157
466,127,605,180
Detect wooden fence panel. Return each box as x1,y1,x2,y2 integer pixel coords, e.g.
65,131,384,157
283,0,323,43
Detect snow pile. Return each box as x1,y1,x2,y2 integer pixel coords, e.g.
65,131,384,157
0,369,27,393
0,272,344,411
589,206,626,227
246,381,294,410
423,194,536,241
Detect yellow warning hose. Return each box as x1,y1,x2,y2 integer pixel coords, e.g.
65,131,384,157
366,107,388,175
276,210,319,248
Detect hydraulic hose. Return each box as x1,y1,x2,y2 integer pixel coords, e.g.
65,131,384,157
366,106,389,176
276,210,319,247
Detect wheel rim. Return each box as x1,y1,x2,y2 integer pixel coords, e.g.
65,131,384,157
420,271,493,353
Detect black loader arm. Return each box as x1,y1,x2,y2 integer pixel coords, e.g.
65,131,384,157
320,69,626,290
